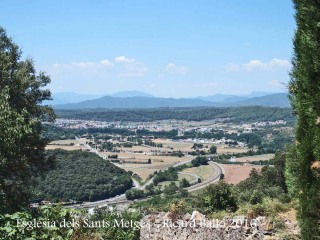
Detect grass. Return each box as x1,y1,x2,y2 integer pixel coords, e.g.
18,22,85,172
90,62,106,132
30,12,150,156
178,173,196,182
158,181,179,190
235,198,294,219
189,188,205,196
217,144,248,154
49,139,79,145
119,167,157,181
234,154,275,163
100,139,192,181
45,145,82,151
182,165,214,181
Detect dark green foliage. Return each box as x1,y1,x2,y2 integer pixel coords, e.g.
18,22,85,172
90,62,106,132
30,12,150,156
285,145,300,197
220,173,225,180
191,156,208,167
199,181,237,212
123,142,134,148
42,124,75,141
153,167,179,186
209,145,217,154
241,133,262,148
100,141,113,151
163,182,178,195
34,149,132,201
192,143,204,149
179,178,190,188
170,150,184,157
131,150,292,219
144,139,162,147
235,152,288,205
0,27,55,213
182,129,293,152
91,208,142,240
125,189,145,200
0,206,83,239
0,205,142,240
56,106,294,123
269,151,287,192
286,1,320,238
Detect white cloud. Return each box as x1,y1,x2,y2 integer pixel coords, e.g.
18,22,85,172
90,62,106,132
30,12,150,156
52,56,148,78
244,58,291,71
52,59,114,69
225,58,291,72
165,63,190,74
115,56,148,78
114,56,136,63
100,59,114,67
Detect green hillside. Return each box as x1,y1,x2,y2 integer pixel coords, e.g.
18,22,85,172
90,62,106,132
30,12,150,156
34,149,132,202
56,106,294,123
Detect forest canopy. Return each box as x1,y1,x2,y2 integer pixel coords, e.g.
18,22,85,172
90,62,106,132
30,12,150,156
55,106,294,123
34,149,132,202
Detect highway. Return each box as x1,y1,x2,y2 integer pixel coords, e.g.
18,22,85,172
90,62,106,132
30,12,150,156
67,137,224,209
66,161,223,209
185,162,222,192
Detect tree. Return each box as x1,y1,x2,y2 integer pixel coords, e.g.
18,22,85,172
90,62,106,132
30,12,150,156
125,189,145,200
191,156,208,167
179,178,190,188
200,181,237,212
163,182,178,195
286,1,320,239
209,145,217,154
0,27,54,213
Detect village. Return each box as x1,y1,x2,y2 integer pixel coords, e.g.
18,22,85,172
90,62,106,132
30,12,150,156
46,117,291,186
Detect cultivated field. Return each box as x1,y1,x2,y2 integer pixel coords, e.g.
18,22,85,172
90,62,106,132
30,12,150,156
49,139,79,145
120,166,158,181
46,139,83,151
216,144,248,154
153,139,194,152
223,164,263,184
234,154,275,163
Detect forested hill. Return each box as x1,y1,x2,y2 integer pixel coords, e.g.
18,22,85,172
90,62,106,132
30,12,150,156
53,93,289,109
55,106,294,123
34,149,132,202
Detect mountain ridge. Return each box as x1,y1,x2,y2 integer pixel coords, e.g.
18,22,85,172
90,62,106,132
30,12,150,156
53,93,289,109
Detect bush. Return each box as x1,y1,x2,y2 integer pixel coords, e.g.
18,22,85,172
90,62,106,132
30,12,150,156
125,189,145,200
191,156,208,167
209,145,217,154
199,181,237,212
179,178,190,188
164,182,178,195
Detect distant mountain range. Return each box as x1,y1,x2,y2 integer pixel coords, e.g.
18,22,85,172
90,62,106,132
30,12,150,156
110,91,154,98
51,91,290,109
45,91,153,105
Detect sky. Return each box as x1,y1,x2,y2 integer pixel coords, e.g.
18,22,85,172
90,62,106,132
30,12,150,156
0,0,295,98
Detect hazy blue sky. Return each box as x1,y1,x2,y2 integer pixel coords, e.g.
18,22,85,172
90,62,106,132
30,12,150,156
0,0,295,97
